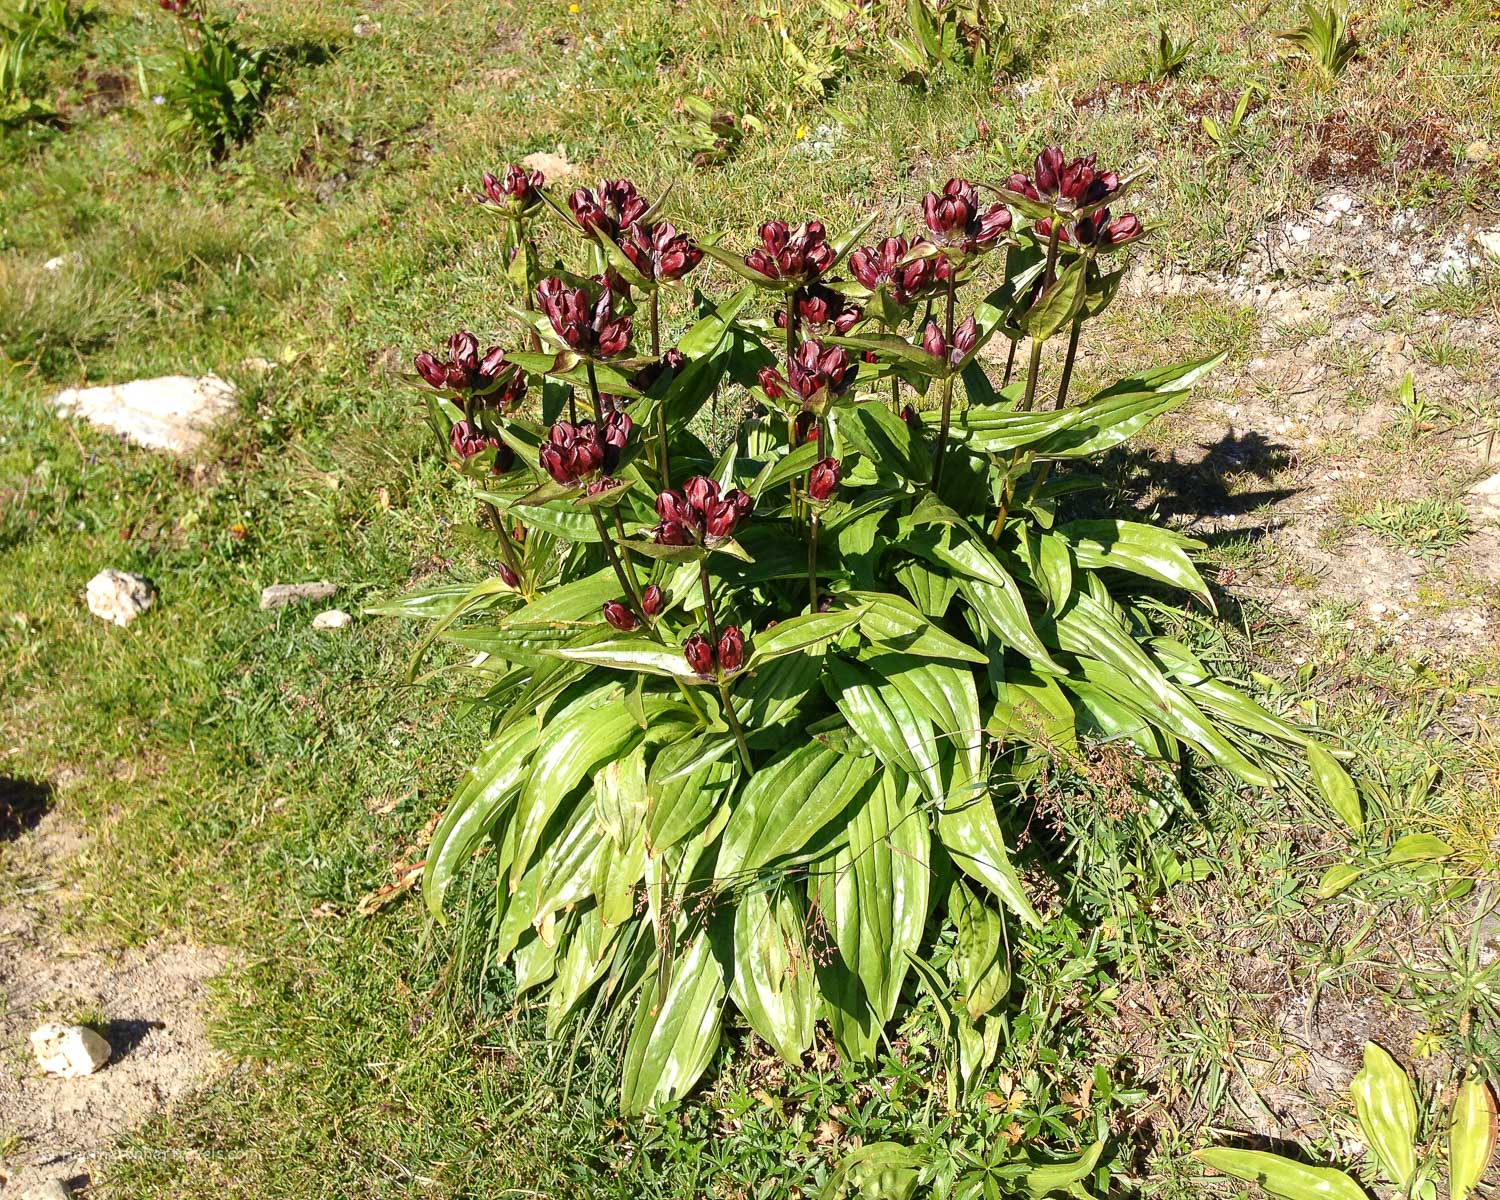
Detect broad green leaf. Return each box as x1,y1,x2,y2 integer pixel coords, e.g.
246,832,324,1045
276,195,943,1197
512,684,683,888
545,907,620,1035
594,742,648,848
1386,833,1452,863
818,1140,921,1200
717,742,875,880
592,823,648,927
827,656,942,802
937,762,1042,929
1060,519,1213,606
1025,1139,1104,1196
825,771,930,1039
646,735,739,853
1308,743,1363,832
875,653,983,781
1450,1075,1499,1200
1351,1042,1418,1187
848,590,987,664
1051,594,1273,787
531,798,608,936
951,880,1008,1019
620,930,725,1113
423,722,540,918
552,638,706,680
729,887,817,1063
749,606,866,665
1315,863,1365,900
1196,1148,1368,1200
1021,257,1087,341
365,582,488,620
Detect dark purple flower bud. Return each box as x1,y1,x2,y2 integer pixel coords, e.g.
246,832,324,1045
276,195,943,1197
684,633,715,677
951,316,978,360
850,236,946,305
1004,171,1040,202
641,585,664,616
703,489,753,541
1099,212,1144,248
794,411,820,444
568,178,649,241
602,600,639,631
1035,147,1064,197
481,165,544,210
539,417,625,486
757,365,786,399
777,283,862,335
414,351,447,389
450,419,491,460
921,320,947,360
683,475,720,515
817,594,836,613
923,178,1013,255
656,487,694,527
623,221,702,283
449,331,480,374
536,277,632,358
787,339,856,401
498,563,520,589
716,626,745,674
808,456,840,502
744,219,835,283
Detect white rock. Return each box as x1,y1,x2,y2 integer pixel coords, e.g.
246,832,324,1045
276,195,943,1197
260,581,337,610
1285,222,1314,246
30,1022,112,1077
311,608,352,630
85,569,155,627
53,375,237,455
1470,472,1500,518
1478,229,1500,264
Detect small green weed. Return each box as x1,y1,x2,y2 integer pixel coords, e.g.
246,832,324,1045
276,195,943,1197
158,8,273,159
1201,86,1257,157
1144,24,1192,82
1278,2,1358,79
1355,497,1471,555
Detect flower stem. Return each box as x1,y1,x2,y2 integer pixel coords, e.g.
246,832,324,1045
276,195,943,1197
931,267,959,491
592,508,644,620
648,290,672,486
482,499,525,583
807,511,821,612
720,681,754,774
890,372,900,413
1053,312,1084,412
697,560,719,646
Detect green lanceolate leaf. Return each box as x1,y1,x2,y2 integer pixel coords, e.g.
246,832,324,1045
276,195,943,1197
645,735,740,853
593,742,649,848
1308,742,1363,832
717,741,875,880
749,605,866,666
1059,519,1213,606
620,929,726,1113
1021,257,1087,341
875,653,983,780
1386,833,1453,863
824,769,930,1043
848,590,987,664
511,684,683,889
729,886,818,1063
951,879,1008,1019
551,638,708,680
1195,1148,1368,1200
1450,1074,1499,1200
937,760,1042,929
818,1140,921,1200
827,656,942,802
1050,594,1273,787
423,721,541,919
1025,1139,1105,1196
1351,1042,1418,1187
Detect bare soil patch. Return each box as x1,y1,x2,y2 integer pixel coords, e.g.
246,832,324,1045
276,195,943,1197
0,809,229,1197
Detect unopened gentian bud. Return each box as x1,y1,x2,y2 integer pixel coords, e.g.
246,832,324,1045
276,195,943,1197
744,219,835,284
808,456,840,501
757,365,786,399
684,633,714,677
498,563,520,589
480,164,544,210
922,179,1012,254
641,585,665,616
921,320,947,359
951,316,978,360
901,404,922,434
717,626,745,674
602,600,639,631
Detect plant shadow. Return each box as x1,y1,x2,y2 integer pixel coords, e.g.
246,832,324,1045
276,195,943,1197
0,775,53,842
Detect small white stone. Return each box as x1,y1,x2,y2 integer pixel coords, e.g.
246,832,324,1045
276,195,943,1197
85,569,155,627
311,608,351,630
1477,229,1500,264
20,1181,73,1200
30,1022,112,1077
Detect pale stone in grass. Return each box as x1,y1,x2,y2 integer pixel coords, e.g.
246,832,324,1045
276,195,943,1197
53,375,237,455
260,581,337,610
30,1023,112,1078
20,1181,73,1200
522,148,579,184
311,608,352,630
85,569,155,627
1470,472,1500,519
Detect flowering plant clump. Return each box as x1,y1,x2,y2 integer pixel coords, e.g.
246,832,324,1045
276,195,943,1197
379,149,1360,1116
